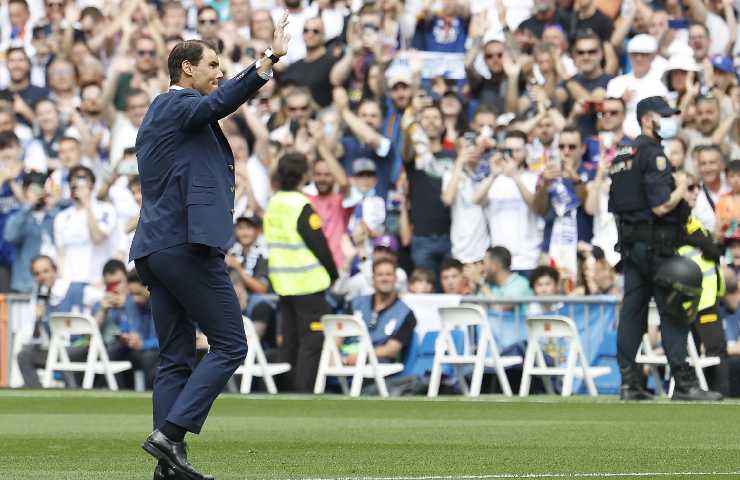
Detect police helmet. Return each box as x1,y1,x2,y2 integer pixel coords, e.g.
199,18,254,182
654,256,703,322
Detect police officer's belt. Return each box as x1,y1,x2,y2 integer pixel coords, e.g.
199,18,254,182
618,222,684,254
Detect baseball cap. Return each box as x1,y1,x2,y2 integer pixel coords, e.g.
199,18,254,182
711,55,734,74
352,158,376,175
665,53,700,73
236,214,262,228
636,96,680,122
387,71,413,88
627,34,658,54
372,234,399,253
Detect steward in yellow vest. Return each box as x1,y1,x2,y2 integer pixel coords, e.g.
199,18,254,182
263,153,338,392
678,215,729,395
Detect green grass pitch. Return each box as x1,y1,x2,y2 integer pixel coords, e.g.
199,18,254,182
0,390,739,480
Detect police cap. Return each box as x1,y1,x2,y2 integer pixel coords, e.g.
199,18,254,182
636,96,680,123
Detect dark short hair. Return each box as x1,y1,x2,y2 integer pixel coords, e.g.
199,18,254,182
102,259,127,277
80,6,103,22
506,130,528,143
31,254,57,273
559,125,582,141
727,159,740,174
439,257,463,274
487,246,512,270
372,257,397,273
69,165,96,185
5,47,29,62
276,152,308,191
167,40,216,85
572,29,601,50
0,131,20,149
530,265,560,289
693,144,724,162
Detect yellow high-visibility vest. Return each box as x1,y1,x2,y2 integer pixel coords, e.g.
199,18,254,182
263,191,330,296
678,217,725,312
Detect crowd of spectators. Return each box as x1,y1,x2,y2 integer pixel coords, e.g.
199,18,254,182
2,0,740,390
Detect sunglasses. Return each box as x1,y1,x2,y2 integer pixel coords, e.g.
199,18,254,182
137,50,156,57
362,23,380,32
288,105,309,112
303,28,321,35
575,48,599,56
199,18,218,25
485,52,503,59
558,144,579,151
688,184,699,192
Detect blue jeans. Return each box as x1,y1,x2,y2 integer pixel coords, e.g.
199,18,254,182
411,234,451,277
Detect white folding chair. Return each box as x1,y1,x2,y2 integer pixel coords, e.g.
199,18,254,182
428,305,522,397
314,314,404,397
42,313,133,390
635,333,720,397
233,316,291,394
520,315,611,397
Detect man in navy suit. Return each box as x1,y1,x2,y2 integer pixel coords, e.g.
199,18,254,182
131,14,291,480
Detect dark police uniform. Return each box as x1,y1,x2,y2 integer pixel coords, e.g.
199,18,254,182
608,125,692,386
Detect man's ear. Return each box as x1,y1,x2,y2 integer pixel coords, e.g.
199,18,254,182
181,60,193,77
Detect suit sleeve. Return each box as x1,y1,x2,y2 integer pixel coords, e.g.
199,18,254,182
178,62,268,131
296,204,339,283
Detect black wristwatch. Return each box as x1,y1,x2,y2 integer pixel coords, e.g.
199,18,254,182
264,48,280,64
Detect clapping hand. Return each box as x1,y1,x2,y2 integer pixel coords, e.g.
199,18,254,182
272,11,291,58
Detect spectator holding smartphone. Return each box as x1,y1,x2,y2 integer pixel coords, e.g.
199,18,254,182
442,132,489,265
473,131,541,277
53,165,118,285
4,171,59,293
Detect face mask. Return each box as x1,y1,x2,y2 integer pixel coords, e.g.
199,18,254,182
655,116,679,139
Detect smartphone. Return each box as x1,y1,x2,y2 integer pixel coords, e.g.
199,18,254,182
500,148,513,158
668,18,689,29
463,131,477,146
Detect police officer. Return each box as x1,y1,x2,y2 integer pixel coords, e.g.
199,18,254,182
263,152,338,392
608,96,722,401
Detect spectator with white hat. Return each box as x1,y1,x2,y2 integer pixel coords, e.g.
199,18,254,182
607,34,669,138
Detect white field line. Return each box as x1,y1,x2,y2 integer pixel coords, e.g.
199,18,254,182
297,473,740,480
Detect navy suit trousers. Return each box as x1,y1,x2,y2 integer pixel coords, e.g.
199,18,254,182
135,243,246,434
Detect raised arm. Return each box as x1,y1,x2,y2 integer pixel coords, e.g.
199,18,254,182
180,13,290,131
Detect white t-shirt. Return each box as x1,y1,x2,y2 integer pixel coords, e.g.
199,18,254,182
484,171,541,271
109,114,139,167
442,169,490,264
607,72,668,139
53,200,119,285
693,178,730,235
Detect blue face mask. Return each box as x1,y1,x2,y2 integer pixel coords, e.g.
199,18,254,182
656,116,679,139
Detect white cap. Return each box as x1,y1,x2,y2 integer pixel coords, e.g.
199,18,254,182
665,53,701,73
627,34,658,54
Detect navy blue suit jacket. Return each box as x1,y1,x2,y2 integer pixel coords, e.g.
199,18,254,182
130,63,268,261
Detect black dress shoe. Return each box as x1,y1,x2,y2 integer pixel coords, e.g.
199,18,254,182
619,385,654,401
142,430,215,480
154,461,176,480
